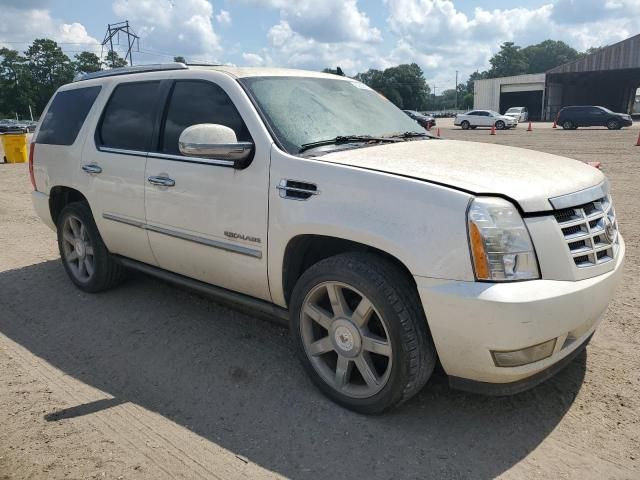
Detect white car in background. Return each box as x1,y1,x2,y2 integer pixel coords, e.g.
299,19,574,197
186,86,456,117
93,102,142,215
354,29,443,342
505,107,529,122
454,110,517,130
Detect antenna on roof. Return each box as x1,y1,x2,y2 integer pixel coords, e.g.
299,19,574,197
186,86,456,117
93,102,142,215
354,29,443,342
101,21,140,67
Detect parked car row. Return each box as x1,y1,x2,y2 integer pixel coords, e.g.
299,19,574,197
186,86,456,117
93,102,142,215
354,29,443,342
453,105,633,131
402,110,436,130
0,119,37,133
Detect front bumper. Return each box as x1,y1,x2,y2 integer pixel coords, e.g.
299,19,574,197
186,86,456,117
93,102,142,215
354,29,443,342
415,237,624,388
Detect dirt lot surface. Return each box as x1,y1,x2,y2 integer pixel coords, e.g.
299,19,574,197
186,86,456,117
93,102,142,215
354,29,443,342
1,122,639,479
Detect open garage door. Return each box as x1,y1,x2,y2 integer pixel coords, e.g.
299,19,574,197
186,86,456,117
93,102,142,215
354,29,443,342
500,90,543,120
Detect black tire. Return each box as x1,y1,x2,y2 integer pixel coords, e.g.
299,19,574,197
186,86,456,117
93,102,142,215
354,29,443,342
290,252,436,414
495,120,505,130
461,120,470,130
562,120,576,130
56,202,126,293
606,119,621,130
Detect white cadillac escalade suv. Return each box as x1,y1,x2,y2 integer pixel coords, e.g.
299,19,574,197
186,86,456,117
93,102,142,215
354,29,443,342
30,64,624,414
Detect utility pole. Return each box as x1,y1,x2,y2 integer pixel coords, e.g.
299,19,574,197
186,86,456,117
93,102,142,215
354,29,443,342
101,20,140,67
455,70,458,110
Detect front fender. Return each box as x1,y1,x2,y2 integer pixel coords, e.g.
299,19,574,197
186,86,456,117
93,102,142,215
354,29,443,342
267,146,474,307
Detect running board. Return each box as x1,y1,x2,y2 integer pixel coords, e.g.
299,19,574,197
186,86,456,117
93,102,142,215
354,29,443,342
115,256,289,325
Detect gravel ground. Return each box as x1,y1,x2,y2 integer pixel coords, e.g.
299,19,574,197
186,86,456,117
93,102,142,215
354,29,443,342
0,122,638,480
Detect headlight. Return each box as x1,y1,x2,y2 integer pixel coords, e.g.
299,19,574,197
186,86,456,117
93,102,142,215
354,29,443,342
467,197,540,281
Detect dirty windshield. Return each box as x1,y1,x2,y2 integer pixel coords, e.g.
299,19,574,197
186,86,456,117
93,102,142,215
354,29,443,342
240,76,422,154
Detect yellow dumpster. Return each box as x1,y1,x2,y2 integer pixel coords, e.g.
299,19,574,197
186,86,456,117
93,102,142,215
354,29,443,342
1,133,28,163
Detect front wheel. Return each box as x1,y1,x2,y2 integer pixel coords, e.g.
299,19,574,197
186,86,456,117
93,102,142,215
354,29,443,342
495,120,505,130
290,253,436,414
461,120,470,130
57,202,126,293
562,120,576,130
607,119,621,130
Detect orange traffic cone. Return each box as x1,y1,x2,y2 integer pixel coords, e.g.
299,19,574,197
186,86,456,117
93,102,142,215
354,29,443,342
636,130,640,146
552,120,557,129
436,128,441,137
490,125,496,135
527,121,532,131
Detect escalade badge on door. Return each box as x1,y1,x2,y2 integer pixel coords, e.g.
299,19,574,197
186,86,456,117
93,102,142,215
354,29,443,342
224,231,262,244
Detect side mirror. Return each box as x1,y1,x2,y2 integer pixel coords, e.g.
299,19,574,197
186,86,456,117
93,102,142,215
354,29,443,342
178,124,254,168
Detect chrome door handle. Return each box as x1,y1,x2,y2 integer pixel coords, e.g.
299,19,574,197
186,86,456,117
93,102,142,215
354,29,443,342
81,164,102,174
147,176,175,187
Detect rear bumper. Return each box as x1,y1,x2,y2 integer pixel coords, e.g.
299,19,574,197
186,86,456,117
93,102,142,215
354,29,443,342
31,191,55,231
415,237,624,388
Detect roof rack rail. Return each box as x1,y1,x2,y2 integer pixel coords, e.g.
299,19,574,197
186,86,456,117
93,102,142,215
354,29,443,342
185,63,222,67
75,63,188,82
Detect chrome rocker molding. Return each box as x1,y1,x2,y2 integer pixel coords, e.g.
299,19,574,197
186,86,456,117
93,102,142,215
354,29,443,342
102,213,262,258
549,181,609,210
115,256,288,325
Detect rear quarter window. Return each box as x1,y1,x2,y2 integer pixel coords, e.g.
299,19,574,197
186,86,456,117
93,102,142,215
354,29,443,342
36,86,101,145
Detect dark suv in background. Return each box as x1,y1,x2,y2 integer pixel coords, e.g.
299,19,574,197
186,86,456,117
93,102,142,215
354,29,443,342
557,106,632,130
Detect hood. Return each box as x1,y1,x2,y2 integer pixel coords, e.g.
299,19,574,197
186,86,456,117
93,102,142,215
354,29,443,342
317,140,605,212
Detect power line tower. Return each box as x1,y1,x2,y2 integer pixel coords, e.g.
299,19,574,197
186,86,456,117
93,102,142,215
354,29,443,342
101,21,140,67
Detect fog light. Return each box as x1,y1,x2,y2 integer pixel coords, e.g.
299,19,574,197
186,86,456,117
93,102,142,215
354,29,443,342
491,339,556,367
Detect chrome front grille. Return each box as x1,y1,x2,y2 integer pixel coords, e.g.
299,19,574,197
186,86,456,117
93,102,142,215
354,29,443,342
553,195,619,267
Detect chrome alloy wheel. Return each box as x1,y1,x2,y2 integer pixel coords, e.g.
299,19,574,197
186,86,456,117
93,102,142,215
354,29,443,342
61,215,95,282
300,282,392,399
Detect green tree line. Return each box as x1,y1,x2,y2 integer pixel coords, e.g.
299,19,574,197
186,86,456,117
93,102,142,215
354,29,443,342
338,39,599,112
0,38,128,119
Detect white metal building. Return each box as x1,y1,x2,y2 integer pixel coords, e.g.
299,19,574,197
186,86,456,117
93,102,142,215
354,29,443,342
474,73,546,120
473,33,640,120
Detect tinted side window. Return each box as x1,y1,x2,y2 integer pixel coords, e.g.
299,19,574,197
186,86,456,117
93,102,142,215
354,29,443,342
160,81,250,155
37,86,101,145
98,81,161,151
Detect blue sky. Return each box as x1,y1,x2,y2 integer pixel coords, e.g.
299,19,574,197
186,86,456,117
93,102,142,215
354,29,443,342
1,0,638,90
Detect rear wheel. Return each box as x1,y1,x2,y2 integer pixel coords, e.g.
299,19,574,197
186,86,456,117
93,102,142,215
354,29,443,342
607,119,621,130
57,202,126,293
290,252,436,414
461,120,470,130
562,120,576,130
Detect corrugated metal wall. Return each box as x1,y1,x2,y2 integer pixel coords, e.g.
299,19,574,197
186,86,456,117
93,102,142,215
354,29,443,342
548,34,640,74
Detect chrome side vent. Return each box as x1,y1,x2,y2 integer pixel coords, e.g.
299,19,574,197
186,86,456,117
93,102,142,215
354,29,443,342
277,179,319,201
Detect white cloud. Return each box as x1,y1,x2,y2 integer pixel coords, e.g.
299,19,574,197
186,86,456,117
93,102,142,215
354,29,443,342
0,6,99,54
382,0,640,90
112,0,222,62
216,9,232,26
240,0,381,43
242,52,264,66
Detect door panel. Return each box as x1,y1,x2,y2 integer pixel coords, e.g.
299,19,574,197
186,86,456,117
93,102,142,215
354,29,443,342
81,81,162,266
144,157,270,299
144,79,270,300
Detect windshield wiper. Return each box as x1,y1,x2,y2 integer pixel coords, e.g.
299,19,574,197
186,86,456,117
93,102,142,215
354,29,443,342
299,135,398,153
385,131,435,139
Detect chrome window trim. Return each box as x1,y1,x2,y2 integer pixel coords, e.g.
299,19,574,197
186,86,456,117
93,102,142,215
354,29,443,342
102,213,262,259
97,146,236,167
148,151,235,167
549,181,609,210
98,146,148,157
